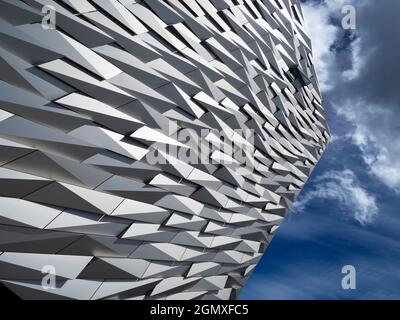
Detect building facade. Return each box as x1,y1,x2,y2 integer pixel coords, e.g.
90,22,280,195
0,0,329,299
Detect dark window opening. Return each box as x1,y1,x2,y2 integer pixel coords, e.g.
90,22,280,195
288,66,312,86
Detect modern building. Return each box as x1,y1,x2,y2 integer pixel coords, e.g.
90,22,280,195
0,0,329,299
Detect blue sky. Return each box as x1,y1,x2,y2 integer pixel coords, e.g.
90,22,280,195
240,0,400,300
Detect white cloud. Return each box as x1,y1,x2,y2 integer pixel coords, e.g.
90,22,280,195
328,134,342,144
336,102,400,192
342,37,362,81
302,2,340,91
302,0,366,89
293,169,378,225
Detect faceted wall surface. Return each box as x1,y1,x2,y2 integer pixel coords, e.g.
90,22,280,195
0,0,329,299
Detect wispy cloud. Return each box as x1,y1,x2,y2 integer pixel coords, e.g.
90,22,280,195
293,169,378,225
335,102,400,193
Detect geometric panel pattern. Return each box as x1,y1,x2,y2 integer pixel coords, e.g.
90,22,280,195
0,0,329,299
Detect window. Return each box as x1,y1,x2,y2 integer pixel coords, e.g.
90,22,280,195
288,66,312,86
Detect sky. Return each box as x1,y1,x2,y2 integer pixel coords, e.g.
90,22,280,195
240,0,400,300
